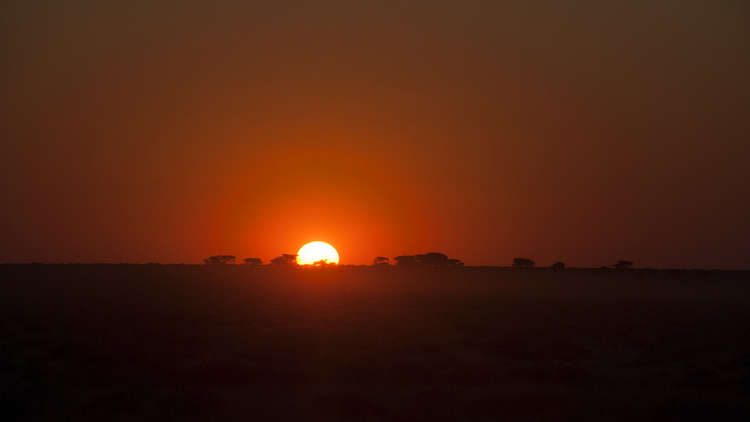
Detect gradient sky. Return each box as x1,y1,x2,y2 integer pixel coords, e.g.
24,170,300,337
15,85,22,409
2,1,749,267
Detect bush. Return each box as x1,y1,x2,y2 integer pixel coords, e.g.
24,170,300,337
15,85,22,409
243,258,262,266
204,255,235,265
373,256,390,266
614,260,633,270
512,258,535,268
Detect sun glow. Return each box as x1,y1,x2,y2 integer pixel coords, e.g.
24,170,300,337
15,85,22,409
297,241,340,266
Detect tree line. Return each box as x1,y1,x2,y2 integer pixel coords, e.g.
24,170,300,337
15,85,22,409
204,254,635,269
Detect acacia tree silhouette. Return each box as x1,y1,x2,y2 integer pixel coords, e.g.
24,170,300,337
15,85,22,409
394,253,463,267
512,258,535,268
447,258,464,267
312,259,334,267
373,256,390,266
614,260,634,270
204,255,235,265
416,252,448,265
394,255,417,266
270,254,298,266
243,258,262,266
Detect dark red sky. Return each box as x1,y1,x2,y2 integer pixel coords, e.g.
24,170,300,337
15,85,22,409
2,1,749,267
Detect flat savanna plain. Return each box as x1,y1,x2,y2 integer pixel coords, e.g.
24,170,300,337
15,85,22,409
2,265,749,421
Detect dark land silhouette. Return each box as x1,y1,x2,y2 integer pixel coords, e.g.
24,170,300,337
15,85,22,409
2,263,749,421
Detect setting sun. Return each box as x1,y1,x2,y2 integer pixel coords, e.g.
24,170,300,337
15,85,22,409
297,241,340,266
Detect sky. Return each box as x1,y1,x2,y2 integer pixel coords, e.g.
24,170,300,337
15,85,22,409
2,1,749,268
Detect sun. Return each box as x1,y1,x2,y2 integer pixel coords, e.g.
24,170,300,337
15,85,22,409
297,241,340,266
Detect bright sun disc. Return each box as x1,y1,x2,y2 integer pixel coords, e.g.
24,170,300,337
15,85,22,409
297,241,340,266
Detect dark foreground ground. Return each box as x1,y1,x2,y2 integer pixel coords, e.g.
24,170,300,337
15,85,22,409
2,265,749,421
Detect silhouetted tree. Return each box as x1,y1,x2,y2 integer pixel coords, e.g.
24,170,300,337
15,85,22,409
394,255,417,266
551,262,565,271
243,258,262,266
614,260,634,270
512,257,535,268
373,256,390,266
395,253,463,268
416,252,448,266
270,254,297,266
312,259,334,267
204,255,235,265
447,258,464,267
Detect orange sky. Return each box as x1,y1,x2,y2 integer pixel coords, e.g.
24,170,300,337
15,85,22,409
2,1,749,267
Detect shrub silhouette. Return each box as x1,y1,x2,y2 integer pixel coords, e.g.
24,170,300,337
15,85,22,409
551,262,565,271
447,258,464,267
394,255,417,266
614,260,634,270
512,258,535,268
243,258,262,266
395,253,464,268
373,256,390,266
204,255,235,265
312,259,334,267
270,254,298,266
416,252,448,265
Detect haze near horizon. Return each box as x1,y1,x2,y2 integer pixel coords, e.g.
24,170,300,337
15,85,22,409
2,1,749,268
